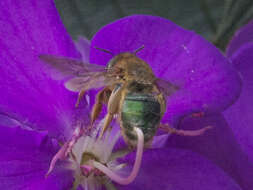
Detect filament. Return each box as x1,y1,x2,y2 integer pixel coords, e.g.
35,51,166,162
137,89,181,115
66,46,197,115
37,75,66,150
160,124,212,136
46,142,69,177
92,127,144,185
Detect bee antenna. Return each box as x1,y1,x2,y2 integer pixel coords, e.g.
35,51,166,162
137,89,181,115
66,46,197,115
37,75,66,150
134,45,145,55
94,46,113,55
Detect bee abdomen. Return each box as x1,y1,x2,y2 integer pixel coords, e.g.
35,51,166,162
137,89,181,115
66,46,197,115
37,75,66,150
121,93,161,146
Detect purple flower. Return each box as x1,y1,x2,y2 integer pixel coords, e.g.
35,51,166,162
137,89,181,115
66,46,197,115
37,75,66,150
224,20,253,163
166,20,253,190
0,0,244,189
224,20,253,188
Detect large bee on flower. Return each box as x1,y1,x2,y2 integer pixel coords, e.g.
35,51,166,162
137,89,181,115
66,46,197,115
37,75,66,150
40,47,210,147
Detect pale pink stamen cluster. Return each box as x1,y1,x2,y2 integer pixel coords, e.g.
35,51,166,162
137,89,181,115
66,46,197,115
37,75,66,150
47,118,145,190
70,120,122,189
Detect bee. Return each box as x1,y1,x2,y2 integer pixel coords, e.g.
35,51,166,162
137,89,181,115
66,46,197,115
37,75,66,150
40,47,209,147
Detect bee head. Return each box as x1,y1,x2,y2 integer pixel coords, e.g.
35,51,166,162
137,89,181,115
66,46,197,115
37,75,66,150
93,45,145,69
107,53,133,69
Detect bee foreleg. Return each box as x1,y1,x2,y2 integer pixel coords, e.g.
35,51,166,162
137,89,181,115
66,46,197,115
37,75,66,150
75,89,86,107
159,123,212,136
91,88,111,124
99,84,123,138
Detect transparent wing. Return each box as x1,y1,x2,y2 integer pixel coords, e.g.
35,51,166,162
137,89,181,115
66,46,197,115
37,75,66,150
39,54,107,77
155,78,179,97
64,73,116,92
39,54,117,92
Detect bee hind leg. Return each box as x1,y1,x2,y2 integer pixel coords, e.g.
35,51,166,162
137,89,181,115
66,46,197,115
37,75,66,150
159,123,212,136
99,113,114,139
91,87,111,124
99,84,123,138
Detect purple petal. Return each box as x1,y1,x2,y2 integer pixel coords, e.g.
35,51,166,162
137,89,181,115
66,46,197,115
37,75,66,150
90,15,241,125
166,114,253,190
223,43,253,163
0,0,85,138
151,133,169,149
0,113,21,127
75,36,91,62
74,36,95,108
226,20,253,58
0,125,73,189
117,148,241,190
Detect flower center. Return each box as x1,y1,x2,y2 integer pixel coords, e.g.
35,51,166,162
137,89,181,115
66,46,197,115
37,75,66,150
79,152,105,177
46,119,145,190
81,152,99,165
69,125,123,189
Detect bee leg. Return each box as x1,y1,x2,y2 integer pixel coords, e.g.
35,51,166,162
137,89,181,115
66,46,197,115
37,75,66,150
75,90,86,107
91,87,111,124
159,123,212,136
99,84,123,138
99,113,114,139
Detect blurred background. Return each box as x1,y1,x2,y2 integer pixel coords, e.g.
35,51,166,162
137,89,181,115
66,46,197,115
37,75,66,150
55,0,253,51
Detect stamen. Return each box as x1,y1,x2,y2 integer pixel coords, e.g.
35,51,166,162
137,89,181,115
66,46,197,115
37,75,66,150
92,127,144,185
46,142,69,177
160,123,213,136
46,127,84,177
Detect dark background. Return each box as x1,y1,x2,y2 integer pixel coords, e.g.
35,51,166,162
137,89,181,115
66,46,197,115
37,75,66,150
55,0,253,50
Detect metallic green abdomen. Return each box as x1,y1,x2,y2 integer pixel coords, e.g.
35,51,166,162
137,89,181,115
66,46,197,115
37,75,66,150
121,93,161,145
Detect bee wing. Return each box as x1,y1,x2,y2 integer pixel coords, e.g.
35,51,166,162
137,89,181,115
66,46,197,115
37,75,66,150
155,78,179,97
39,54,107,77
64,73,116,92
39,54,117,92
